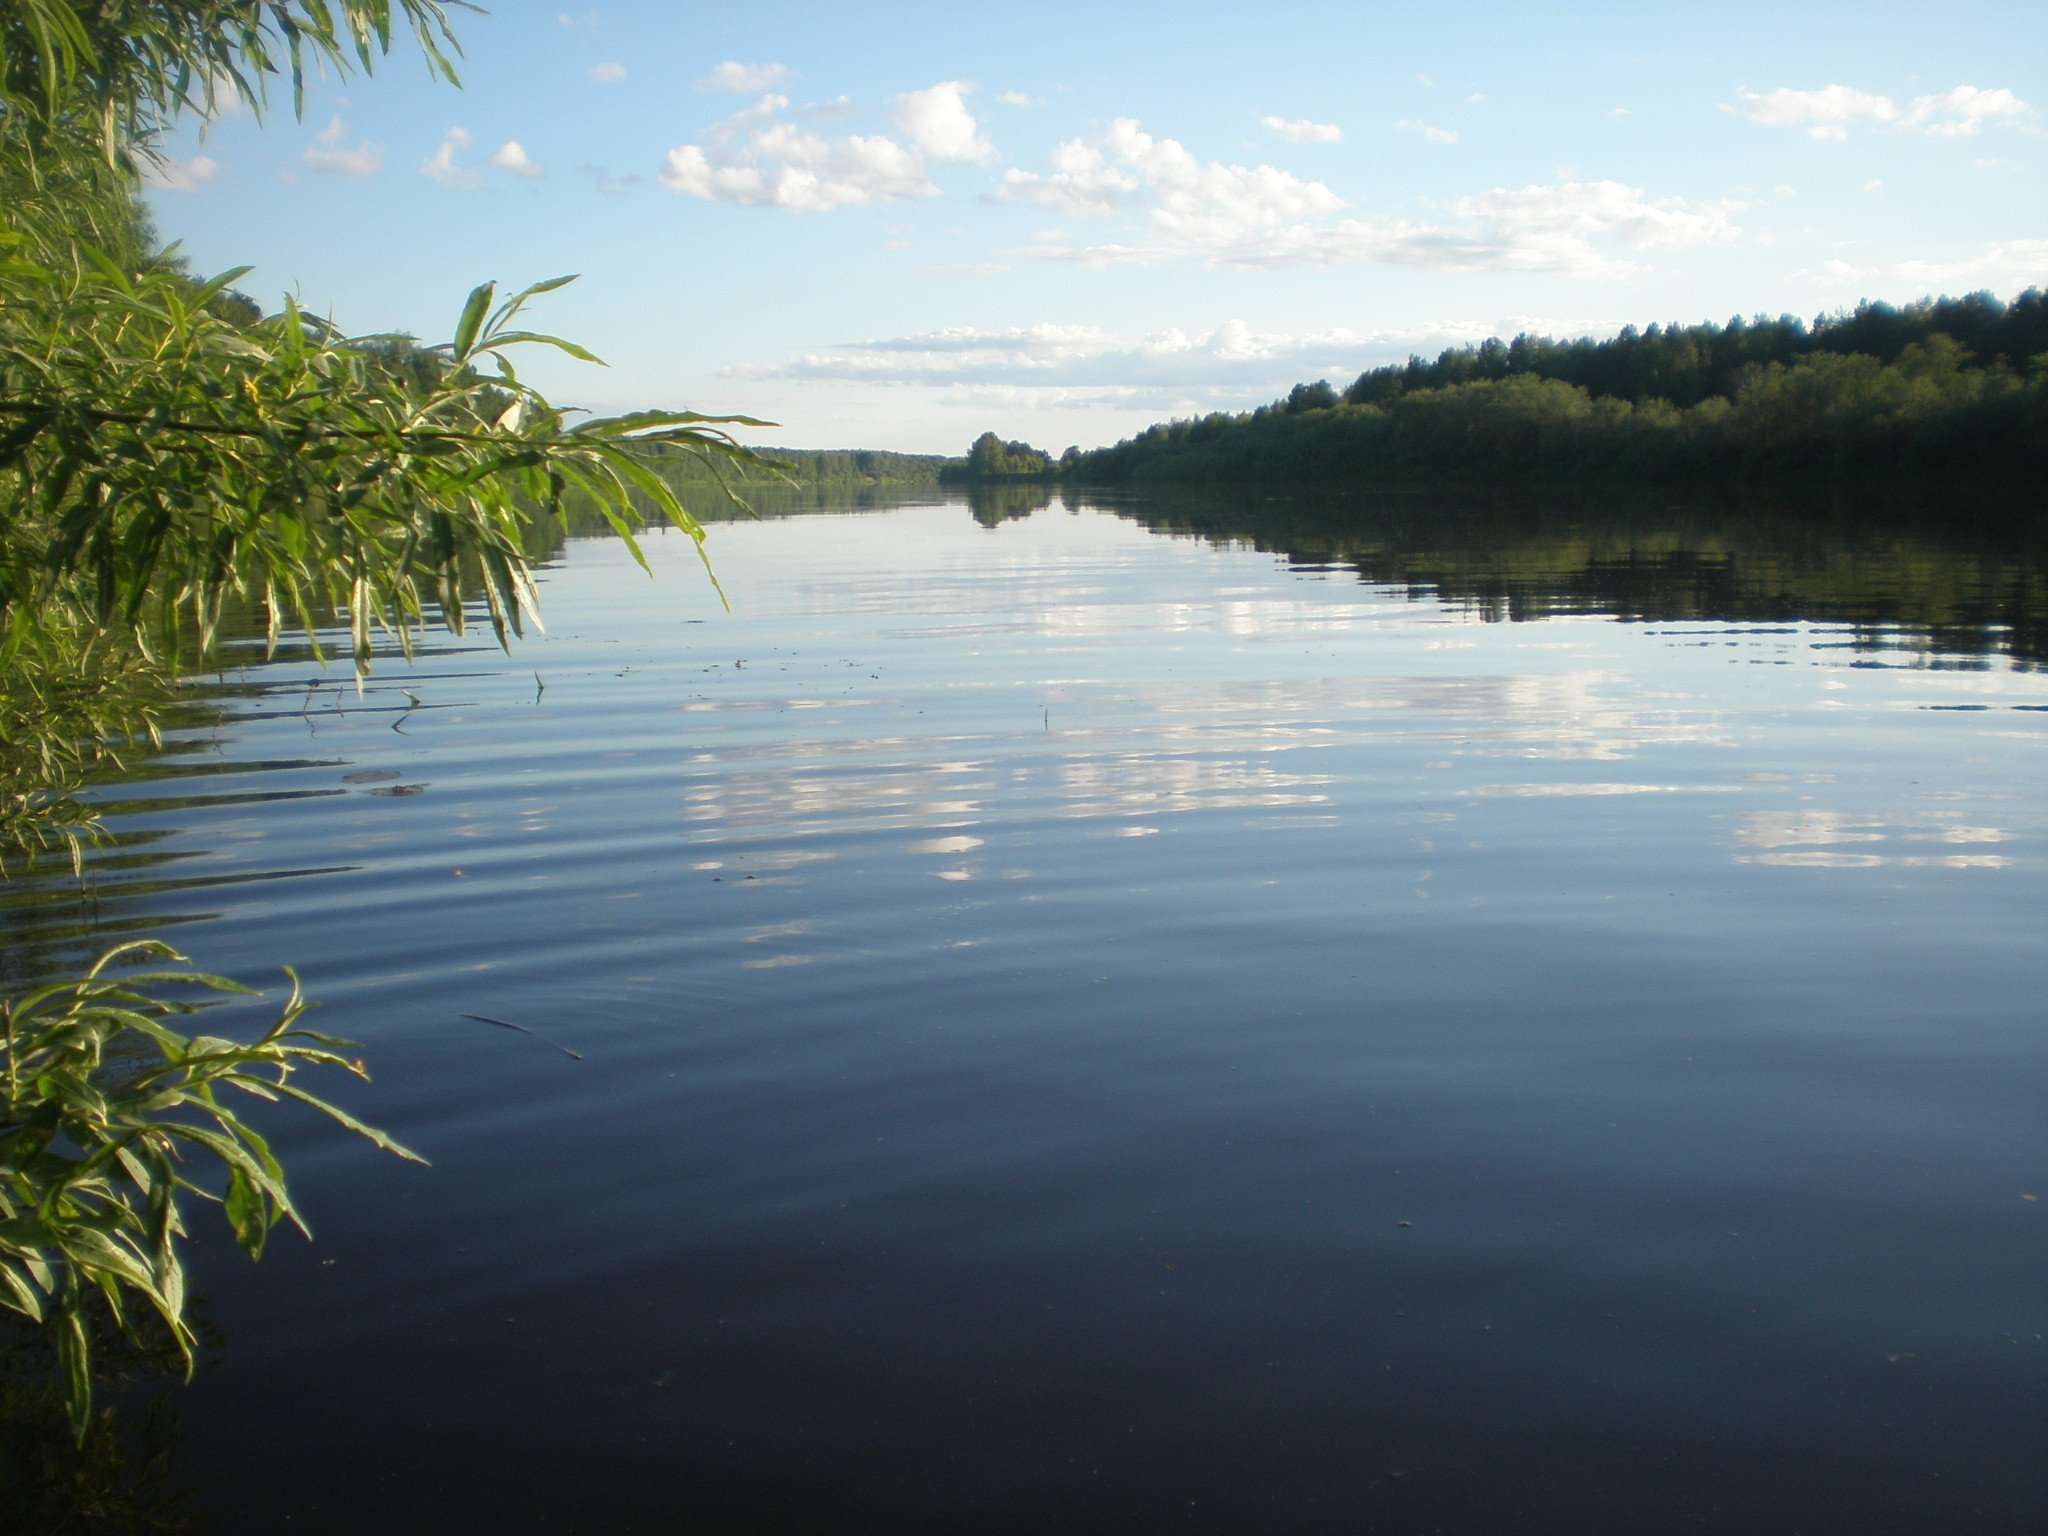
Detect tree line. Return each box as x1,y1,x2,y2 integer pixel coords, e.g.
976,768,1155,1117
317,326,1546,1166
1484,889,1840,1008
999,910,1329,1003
1029,294,2048,488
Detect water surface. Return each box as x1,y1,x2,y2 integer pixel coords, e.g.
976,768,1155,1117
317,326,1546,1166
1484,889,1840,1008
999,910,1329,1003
8,492,2044,1533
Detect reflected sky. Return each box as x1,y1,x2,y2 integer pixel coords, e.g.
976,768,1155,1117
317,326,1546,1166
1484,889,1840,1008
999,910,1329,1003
12,495,2045,1534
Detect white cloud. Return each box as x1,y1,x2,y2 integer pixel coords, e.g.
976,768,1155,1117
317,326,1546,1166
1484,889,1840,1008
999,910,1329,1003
1452,179,1739,251
712,92,789,137
1022,165,1740,277
1001,139,1142,216
1901,85,2030,136
1798,239,2048,290
701,61,787,93
1803,257,1879,287
1114,118,1343,243
421,126,477,189
1397,118,1459,145
1888,237,2048,286
797,96,860,121
303,116,381,177
665,83,993,210
587,61,626,84
1734,84,1896,139
491,140,542,178
893,80,996,165
1735,82,2031,140
1008,119,1343,248
557,10,597,28
999,90,1035,107
662,101,934,211
1261,115,1342,144
141,152,218,191
725,314,1627,394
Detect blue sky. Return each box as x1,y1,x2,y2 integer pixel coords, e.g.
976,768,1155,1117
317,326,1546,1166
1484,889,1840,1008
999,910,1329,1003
144,1,2045,454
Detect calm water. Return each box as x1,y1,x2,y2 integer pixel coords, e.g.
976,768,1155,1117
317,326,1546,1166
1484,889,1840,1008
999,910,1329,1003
7,493,2045,1532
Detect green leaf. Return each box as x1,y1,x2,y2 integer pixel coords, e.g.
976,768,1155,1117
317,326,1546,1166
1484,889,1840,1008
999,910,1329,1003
269,1081,429,1164
0,1261,47,1322
451,280,494,361
58,1303,92,1445
224,1166,270,1256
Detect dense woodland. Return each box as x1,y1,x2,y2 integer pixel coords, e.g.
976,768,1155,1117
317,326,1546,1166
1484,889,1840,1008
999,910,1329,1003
1059,293,2048,487
664,446,950,490
938,431,1063,484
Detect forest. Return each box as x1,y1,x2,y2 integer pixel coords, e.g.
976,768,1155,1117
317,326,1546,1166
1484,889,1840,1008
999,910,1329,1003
1060,293,2048,487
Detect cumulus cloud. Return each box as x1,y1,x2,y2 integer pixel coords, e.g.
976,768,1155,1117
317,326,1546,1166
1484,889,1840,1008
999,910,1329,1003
662,95,934,211
491,140,543,178
1734,82,2031,139
661,82,997,211
893,80,996,165
1397,118,1459,144
303,115,381,177
1011,134,1740,277
1006,118,1341,248
1001,140,1142,216
701,61,787,93
1734,84,1895,139
140,152,218,191
1261,115,1342,144
587,61,626,84
999,90,1035,107
421,126,477,189
1113,120,1344,242
1901,86,2030,136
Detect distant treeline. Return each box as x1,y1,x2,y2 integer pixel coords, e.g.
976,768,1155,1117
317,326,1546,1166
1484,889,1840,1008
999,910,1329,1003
555,445,952,537
668,446,951,488
938,432,1066,484
1061,291,2048,487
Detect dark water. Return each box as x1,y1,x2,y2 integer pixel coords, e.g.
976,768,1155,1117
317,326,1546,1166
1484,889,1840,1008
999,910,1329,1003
7,493,2045,1533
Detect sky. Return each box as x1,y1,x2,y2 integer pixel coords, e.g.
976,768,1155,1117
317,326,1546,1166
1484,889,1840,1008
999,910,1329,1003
143,1,2046,455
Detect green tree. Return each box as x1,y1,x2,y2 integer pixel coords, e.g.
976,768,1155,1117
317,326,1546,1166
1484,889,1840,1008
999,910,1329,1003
949,430,1054,482
1,0,763,1440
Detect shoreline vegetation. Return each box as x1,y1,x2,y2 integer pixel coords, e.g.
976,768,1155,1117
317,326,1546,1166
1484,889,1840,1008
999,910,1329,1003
3,0,759,1463
938,291,2047,490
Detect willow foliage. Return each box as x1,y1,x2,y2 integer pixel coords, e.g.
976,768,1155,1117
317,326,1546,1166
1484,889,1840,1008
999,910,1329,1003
1,2,758,1439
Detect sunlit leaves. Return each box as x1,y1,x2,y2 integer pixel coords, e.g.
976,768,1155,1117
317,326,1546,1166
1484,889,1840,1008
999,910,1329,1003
0,252,773,677
0,3,472,157
0,0,779,1446
0,942,425,1441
